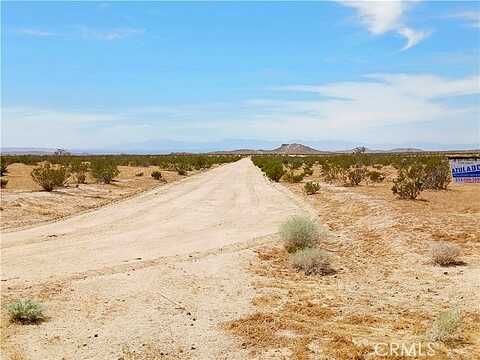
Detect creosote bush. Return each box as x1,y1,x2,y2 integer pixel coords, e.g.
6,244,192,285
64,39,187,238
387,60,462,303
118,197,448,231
424,160,451,190
69,161,89,184
175,163,190,176
428,309,461,342
290,248,334,275
283,171,304,183
0,177,8,188
31,163,68,191
392,164,425,199
367,170,385,183
347,165,367,186
7,299,45,324
0,158,8,176
431,242,462,266
304,181,320,195
279,215,320,253
90,160,120,184
151,170,163,180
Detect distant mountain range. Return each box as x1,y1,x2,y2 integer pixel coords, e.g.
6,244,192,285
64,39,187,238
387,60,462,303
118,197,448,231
2,142,478,155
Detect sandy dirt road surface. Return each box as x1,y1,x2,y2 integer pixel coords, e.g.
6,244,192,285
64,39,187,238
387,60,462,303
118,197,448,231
1,158,308,359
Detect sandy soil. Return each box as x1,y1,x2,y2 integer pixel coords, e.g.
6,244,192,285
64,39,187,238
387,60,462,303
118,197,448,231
1,158,309,359
0,164,186,230
226,169,480,359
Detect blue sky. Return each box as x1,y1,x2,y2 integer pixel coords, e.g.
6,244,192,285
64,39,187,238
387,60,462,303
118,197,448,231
2,1,479,150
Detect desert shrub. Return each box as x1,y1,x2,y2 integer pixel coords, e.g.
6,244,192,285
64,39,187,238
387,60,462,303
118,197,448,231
90,160,120,184
151,170,163,180
432,242,462,266
0,177,8,188
7,299,45,324
303,166,314,176
31,163,68,191
290,248,334,275
135,172,144,177
428,309,461,342
279,215,320,253
69,161,89,184
391,164,425,199
304,181,320,195
0,158,8,176
175,163,190,176
283,171,305,183
347,165,367,186
424,160,451,190
367,170,385,183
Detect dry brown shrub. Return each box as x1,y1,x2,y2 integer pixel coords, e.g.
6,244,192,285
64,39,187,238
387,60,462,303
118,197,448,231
431,242,462,266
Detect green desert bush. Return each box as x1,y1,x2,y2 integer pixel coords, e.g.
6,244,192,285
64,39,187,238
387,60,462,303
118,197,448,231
279,215,320,253
0,158,8,176
431,242,462,266
31,163,68,191
428,309,461,342
151,170,163,180
69,161,89,184
7,299,45,324
347,165,367,186
290,248,334,275
90,160,120,184
283,171,304,183
391,164,425,199
367,170,385,183
424,159,451,190
175,163,190,176
304,181,320,195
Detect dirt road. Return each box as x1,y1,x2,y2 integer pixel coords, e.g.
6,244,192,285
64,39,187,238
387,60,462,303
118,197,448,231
1,158,308,359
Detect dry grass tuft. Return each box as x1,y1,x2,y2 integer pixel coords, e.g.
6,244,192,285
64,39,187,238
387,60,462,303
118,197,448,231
427,309,462,342
431,242,463,266
289,248,335,275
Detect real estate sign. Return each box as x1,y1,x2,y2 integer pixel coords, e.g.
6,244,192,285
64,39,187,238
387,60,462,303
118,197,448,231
448,157,480,183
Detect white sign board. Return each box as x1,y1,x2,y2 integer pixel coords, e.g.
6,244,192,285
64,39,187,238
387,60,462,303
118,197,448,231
448,157,480,183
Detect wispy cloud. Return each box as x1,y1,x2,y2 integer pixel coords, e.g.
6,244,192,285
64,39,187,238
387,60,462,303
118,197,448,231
338,0,430,50
445,11,480,28
15,28,56,37
77,26,145,40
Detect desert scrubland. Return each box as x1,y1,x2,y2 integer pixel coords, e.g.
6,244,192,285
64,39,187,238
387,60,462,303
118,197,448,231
1,153,479,359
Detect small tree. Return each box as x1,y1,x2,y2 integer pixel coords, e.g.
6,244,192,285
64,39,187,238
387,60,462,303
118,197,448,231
304,181,320,195
90,160,119,184
31,163,68,191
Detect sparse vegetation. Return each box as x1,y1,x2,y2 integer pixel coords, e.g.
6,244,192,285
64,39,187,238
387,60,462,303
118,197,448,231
252,157,285,182
0,177,8,188
423,159,451,190
428,309,461,342
432,242,462,266
31,163,68,191
290,248,334,275
69,161,89,184
0,158,8,176
7,299,45,324
279,215,320,253
391,164,425,199
304,181,320,195
151,170,163,180
367,170,385,183
175,163,190,176
347,165,367,186
90,159,120,184
283,170,304,183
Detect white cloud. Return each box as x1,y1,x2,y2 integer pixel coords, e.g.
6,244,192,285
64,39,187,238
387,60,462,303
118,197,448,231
338,0,429,50
445,11,480,28
78,27,145,40
15,28,56,37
